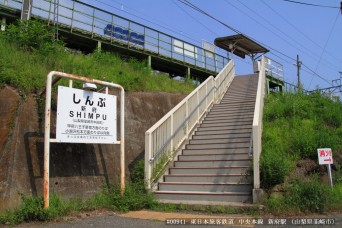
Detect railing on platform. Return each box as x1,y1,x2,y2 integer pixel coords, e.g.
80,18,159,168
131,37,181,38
145,60,235,189
265,57,284,81
252,55,266,203
0,0,229,73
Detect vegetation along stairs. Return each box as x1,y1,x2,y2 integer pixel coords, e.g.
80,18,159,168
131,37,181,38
154,74,259,205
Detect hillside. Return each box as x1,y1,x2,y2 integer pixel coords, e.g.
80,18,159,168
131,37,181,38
261,92,342,213
0,20,342,226
0,20,196,95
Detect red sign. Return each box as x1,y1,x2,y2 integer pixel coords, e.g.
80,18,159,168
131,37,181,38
317,148,333,165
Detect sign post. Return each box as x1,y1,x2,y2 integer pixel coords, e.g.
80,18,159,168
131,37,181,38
317,148,333,187
44,71,125,208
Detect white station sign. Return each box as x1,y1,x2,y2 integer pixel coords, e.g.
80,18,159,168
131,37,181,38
56,86,117,144
317,148,333,165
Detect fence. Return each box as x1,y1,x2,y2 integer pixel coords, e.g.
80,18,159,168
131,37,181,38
252,56,266,201
265,57,284,81
0,0,229,73
145,60,235,189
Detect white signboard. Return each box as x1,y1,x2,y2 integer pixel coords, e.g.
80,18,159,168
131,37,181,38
202,40,215,59
173,39,198,59
56,86,117,144
317,148,333,165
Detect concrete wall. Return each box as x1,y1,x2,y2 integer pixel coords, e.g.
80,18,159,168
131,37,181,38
0,86,185,211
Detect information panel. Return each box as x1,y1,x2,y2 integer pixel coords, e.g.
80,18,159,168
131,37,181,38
56,86,117,144
317,148,333,165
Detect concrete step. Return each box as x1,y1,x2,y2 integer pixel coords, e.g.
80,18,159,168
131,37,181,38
186,142,250,150
210,105,255,110
206,112,254,119
189,138,250,145
200,121,252,128
164,174,252,183
174,159,251,167
222,93,256,99
208,109,255,115
178,153,250,161
169,166,249,175
204,115,253,122
211,104,255,110
196,125,252,132
201,118,252,125
194,128,252,136
158,182,253,192
192,133,251,140
182,148,250,155
155,191,252,203
220,99,255,104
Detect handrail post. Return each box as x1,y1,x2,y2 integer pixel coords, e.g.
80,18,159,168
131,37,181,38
145,131,152,190
252,55,266,203
91,8,95,38
70,0,75,32
170,114,174,151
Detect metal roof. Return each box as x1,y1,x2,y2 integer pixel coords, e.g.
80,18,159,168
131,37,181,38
214,34,269,59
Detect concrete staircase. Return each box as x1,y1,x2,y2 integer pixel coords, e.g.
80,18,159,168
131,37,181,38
154,74,259,205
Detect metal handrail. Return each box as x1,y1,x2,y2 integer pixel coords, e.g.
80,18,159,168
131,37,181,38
0,0,229,73
252,55,266,201
145,60,235,189
265,56,284,81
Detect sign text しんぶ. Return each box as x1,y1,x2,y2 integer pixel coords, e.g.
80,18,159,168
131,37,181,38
56,86,117,144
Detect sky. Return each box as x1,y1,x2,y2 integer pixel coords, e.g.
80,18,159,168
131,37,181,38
75,0,342,92
8,0,340,91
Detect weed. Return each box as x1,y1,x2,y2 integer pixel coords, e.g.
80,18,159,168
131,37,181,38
0,20,196,95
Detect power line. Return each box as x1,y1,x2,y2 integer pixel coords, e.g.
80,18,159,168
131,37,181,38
231,0,340,73
176,0,332,87
176,0,241,34
308,11,340,89
91,0,202,45
279,0,339,9
260,0,342,69
171,0,219,36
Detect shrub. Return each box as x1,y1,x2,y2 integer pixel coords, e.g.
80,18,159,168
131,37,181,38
285,178,329,213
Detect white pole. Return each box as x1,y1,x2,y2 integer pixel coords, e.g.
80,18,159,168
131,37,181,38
43,72,54,208
120,88,125,195
0,17,5,31
327,164,333,187
1,0,7,31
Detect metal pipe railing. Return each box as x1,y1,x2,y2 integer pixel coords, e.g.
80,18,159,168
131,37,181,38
145,60,235,189
252,56,266,197
0,0,229,73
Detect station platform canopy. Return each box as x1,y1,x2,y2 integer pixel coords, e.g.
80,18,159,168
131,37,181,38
214,34,269,60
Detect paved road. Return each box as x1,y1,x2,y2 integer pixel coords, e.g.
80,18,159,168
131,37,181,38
13,211,342,228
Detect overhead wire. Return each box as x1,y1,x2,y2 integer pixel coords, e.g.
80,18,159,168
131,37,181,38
260,0,342,66
91,0,202,45
171,0,220,36
176,0,332,87
278,0,339,9
235,0,341,73
308,11,340,89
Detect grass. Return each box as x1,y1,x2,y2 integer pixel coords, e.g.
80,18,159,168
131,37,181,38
261,92,342,213
0,20,196,95
1,20,342,225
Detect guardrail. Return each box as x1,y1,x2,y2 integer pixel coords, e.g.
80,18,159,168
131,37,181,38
252,55,266,202
145,60,235,189
0,0,229,73
265,56,284,81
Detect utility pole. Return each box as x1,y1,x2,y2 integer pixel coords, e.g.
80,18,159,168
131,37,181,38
296,54,302,89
